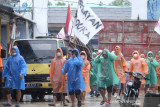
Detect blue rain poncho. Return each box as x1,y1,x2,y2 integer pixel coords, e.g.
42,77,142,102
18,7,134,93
145,51,159,85
2,46,27,90
95,51,119,88
62,48,85,92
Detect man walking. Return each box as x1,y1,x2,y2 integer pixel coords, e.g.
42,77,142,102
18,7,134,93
2,46,27,107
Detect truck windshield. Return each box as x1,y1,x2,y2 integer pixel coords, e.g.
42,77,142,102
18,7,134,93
14,40,57,64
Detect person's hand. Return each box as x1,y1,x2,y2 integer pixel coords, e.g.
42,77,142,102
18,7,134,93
19,74,23,79
2,77,5,83
104,49,109,52
150,57,153,62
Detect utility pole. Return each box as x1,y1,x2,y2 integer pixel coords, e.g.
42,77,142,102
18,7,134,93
32,0,34,20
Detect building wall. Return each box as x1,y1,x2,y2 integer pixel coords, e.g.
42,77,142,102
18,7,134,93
1,25,7,64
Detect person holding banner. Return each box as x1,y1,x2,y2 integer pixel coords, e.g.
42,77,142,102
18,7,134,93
49,48,68,106
144,51,159,93
95,49,119,106
113,46,128,100
62,49,85,107
2,46,27,107
80,51,91,105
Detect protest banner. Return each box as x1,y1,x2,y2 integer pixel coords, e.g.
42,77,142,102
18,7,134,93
74,0,104,45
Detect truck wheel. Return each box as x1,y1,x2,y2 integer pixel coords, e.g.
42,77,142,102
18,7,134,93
31,93,38,100
38,91,45,101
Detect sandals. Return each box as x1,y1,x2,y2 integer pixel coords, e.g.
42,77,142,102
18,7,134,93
3,103,11,106
48,104,56,106
15,104,20,107
78,101,81,107
63,103,68,106
100,100,105,105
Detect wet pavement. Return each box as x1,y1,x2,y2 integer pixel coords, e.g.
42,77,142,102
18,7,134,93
0,92,146,107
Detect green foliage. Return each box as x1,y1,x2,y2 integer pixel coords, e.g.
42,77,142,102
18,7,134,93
109,0,131,6
99,1,103,6
48,1,52,6
55,2,66,6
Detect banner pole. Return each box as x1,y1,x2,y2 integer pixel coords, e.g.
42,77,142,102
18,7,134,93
74,35,76,48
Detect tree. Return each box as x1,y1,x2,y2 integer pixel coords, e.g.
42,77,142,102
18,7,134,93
55,2,66,6
98,1,103,6
109,0,131,6
48,1,52,6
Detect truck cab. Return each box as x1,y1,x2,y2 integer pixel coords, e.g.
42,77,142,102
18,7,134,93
12,37,67,100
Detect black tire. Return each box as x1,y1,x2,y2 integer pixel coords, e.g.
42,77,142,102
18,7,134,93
31,92,38,100
38,91,45,100
129,93,136,104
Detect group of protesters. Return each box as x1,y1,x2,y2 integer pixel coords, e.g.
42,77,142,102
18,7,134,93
1,45,160,107
49,46,160,107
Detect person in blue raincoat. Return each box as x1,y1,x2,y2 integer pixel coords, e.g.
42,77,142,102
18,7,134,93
2,46,27,107
62,48,85,107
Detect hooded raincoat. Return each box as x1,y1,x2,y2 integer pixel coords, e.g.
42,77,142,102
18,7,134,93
50,48,67,93
62,48,85,92
0,45,3,68
113,46,128,83
95,51,119,88
80,51,91,92
89,52,98,87
145,51,159,85
155,51,160,86
129,51,148,84
2,46,27,90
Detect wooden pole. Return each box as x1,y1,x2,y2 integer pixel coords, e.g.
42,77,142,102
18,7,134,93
146,18,159,57
7,22,10,57
74,35,76,48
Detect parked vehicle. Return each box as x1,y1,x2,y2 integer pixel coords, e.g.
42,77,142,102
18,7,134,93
11,37,67,100
119,71,149,107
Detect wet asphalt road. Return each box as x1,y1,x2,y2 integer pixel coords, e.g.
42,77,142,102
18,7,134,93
0,92,145,107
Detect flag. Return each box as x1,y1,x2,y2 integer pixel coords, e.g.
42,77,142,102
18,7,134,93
58,28,65,39
154,18,160,35
74,0,104,45
65,4,74,36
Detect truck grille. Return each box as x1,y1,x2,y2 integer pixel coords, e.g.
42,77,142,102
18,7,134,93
25,74,49,82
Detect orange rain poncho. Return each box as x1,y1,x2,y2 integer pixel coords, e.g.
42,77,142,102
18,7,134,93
129,51,148,84
0,45,3,68
155,51,160,86
140,54,145,58
50,48,67,93
113,46,128,83
80,51,91,92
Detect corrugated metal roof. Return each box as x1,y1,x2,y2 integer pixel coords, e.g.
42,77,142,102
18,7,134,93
48,6,131,24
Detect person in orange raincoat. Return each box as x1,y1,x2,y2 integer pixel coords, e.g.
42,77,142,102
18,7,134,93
129,51,148,93
155,51,160,93
80,51,91,105
50,48,68,106
140,54,145,59
113,46,128,100
0,45,3,71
